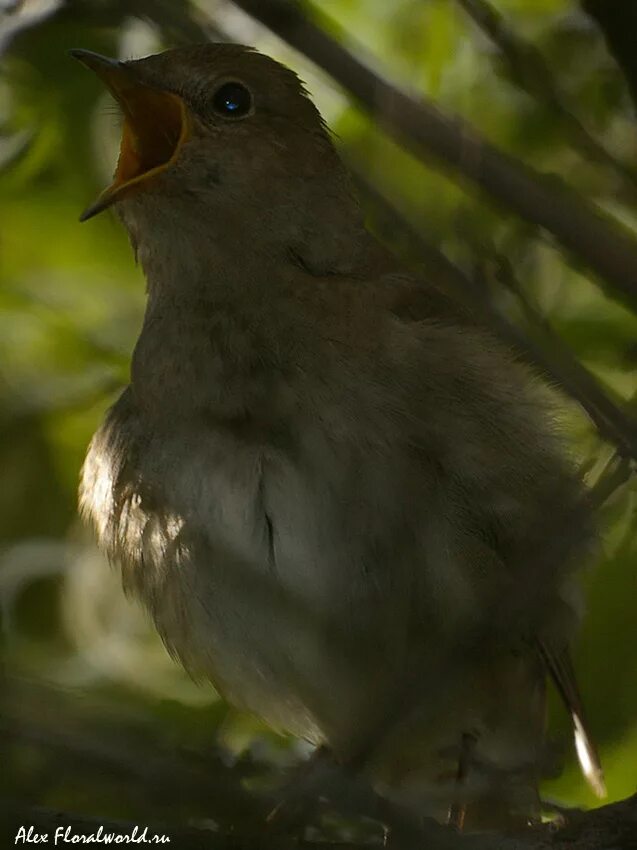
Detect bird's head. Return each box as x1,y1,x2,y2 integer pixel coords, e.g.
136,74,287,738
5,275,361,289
72,44,366,278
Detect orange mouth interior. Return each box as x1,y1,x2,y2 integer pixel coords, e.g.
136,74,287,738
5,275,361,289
113,85,188,188
80,78,190,221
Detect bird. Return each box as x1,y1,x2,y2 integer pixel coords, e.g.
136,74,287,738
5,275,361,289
72,43,604,829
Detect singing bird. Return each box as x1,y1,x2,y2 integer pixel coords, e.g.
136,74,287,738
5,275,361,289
73,44,604,826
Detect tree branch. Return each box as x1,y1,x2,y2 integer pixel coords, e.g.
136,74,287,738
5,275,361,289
4,678,636,850
582,0,637,116
457,0,637,187
3,795,637,850
587,449,633,510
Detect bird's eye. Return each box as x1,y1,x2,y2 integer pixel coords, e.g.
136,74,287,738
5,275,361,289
212,81,252,118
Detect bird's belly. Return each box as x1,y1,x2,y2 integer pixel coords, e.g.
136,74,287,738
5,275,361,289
82,409,547,802
84,419,413,753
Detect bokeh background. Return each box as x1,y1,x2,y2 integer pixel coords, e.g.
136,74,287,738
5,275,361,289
1,0,636,838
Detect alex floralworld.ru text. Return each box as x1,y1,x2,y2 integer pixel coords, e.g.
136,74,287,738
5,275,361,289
14,825,171,845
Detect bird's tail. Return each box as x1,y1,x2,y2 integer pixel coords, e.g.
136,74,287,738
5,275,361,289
538,641,606,798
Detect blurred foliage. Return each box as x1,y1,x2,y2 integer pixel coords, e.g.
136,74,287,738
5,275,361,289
1,0,636,838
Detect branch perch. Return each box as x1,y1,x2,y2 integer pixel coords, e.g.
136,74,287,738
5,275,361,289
3,795,637,850
3,679,637,850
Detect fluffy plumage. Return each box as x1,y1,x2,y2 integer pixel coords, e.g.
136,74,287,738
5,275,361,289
76,43,602,822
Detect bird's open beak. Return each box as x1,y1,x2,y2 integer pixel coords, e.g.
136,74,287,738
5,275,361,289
71,49,191,222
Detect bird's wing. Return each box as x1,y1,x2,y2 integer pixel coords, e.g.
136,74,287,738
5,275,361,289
373,269,605,798
383,272,480,329
538,640,606,798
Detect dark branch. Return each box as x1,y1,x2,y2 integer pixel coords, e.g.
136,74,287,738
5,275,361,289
3,795,637,850
582,0,637,115
587,450,633,510
4,678,636,849
457,0,637,187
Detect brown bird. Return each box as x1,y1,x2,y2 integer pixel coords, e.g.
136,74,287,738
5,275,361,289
72,43,604,828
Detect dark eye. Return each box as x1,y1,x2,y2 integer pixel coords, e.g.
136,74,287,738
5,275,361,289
212,81,252,118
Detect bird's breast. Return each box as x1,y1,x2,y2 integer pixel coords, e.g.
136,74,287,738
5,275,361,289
79,389,424,754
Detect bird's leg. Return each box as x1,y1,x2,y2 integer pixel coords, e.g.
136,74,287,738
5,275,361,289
266,745,334,834
447,732,477,830
267,744,429,847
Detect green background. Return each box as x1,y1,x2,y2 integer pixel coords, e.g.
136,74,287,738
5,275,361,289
1,0,636,833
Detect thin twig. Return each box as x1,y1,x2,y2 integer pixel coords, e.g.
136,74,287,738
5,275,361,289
456,0,637,188
587,451,633,510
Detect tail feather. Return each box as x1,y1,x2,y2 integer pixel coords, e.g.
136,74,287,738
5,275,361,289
538,641,606,798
